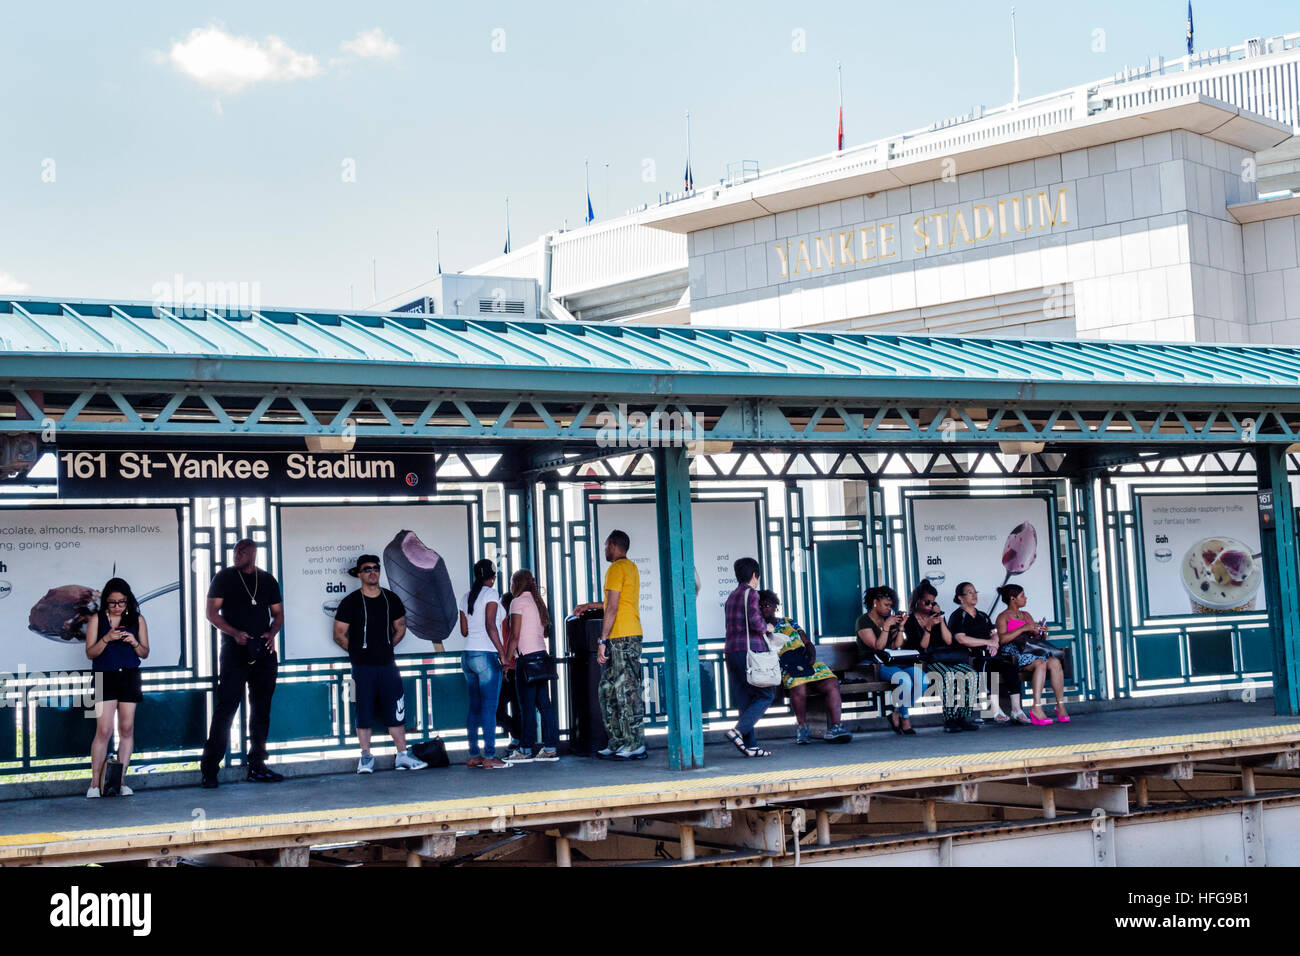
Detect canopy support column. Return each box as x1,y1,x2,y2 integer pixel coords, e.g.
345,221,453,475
654,445,704,770
1256,446,1300,716
1079,473,1109,700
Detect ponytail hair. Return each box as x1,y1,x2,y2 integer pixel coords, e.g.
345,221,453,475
997,583,1024,606
466,559,496,614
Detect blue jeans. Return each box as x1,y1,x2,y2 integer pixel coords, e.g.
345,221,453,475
725,651,776,748
463,651,503,758
879,663,926,717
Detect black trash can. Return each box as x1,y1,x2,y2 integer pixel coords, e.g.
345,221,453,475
565,609,607,755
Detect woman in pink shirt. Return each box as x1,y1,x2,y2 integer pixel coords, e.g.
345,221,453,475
505,569,559,761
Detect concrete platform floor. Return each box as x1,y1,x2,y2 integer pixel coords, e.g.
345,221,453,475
2,698,1297,853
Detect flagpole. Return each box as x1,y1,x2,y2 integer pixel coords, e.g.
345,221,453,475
1011,6,1020,107
504,196,511,254
436,228,442,276
685,109,692,193
837,60,843,151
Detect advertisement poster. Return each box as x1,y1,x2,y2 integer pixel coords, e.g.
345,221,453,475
0,507,184,672
592,500,761,645
278,504,472,659
910,495,1059,621
1137,493,1265,617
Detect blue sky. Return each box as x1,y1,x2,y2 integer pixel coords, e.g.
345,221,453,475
1,1,1296,310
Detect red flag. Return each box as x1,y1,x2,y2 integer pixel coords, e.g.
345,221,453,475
837,107,844,151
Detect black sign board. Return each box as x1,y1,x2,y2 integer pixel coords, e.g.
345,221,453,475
1258,490,1276,530
57,449,437,498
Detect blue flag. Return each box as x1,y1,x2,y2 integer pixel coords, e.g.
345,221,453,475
1186,2,1193,55
586,190,594,224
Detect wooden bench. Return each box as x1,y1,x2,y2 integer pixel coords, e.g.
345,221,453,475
799,642,1074,734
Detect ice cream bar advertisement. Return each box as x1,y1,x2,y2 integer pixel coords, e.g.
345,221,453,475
909,495,1059,621
0,507,184,672
278,503,472,659
591,500,761,645
1136,492,1266,618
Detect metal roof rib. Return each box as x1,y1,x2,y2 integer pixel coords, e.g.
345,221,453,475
60,305,120,352
532,323,635,368
6,302,64,350
152,307,223,352
501,319,613,369
249,312,321,357
589,327,704,371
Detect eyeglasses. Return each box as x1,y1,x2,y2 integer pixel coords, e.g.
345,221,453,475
105,599,127,607
360,565,380,573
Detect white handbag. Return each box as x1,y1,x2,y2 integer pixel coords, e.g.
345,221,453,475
743,588,783,688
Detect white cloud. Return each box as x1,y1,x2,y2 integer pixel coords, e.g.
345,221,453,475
166,26,322,94
0,272,29,295
341,28,399,60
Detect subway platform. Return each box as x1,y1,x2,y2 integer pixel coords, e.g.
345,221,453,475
3,698,1298,867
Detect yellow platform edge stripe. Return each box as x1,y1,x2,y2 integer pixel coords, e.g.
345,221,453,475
3,721,1298,853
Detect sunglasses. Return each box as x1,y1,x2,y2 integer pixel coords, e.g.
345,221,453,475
360,565,381,573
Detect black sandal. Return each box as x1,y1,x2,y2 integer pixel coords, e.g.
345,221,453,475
743,746,772,758
725,729,748,754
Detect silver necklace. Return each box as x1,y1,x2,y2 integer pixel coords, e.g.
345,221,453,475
237,567,259,607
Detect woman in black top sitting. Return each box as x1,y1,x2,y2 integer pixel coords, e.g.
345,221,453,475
907,580,980,733
857,585,916,734
947,582,1031,725
84,577,150,797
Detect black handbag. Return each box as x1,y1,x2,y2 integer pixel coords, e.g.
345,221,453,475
101,758,123,797
518,650,558,685
1022,640,1066,661
410,738,450,768
925,646,971,666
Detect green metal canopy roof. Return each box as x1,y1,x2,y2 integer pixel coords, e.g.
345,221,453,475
3,297,1300,407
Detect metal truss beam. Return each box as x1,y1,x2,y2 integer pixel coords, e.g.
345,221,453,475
4,384,1300,448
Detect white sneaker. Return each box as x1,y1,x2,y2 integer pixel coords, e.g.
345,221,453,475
595,747,616,758
86,786,100,798
119,784,133,796
394,749,427,771
614,745,647,760
357,753,375,774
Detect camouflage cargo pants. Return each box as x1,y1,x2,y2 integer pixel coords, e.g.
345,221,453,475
598,635,644,751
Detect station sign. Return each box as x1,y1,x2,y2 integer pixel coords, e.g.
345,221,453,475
56,449,437,498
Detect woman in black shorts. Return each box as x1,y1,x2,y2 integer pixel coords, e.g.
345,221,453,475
84,577,149,797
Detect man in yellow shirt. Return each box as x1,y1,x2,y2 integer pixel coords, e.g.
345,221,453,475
577,529,645,759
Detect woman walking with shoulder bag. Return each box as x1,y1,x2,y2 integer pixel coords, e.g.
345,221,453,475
723,557,777,758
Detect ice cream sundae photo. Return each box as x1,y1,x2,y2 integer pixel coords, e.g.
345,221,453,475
1181,537,1261,613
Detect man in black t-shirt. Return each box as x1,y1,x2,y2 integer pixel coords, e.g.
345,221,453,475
333,553,426,775
200,538,285,788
